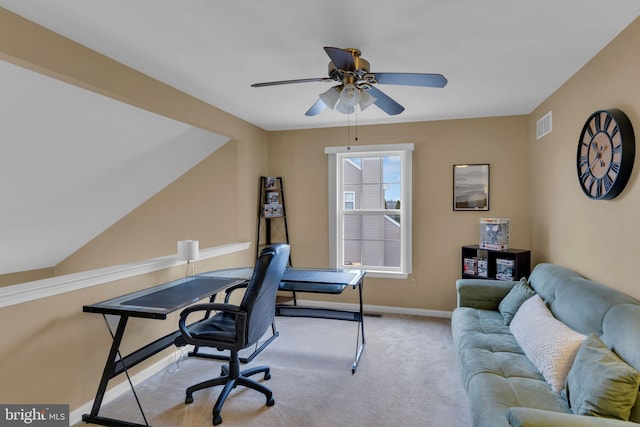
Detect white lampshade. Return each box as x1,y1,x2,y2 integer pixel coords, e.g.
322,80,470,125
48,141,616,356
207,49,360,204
177,240,199,261
319,87,340,109
335,102,355,114
339,83,361,107
359,91,377,111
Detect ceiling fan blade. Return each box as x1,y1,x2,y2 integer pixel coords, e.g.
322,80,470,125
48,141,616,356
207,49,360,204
252,77,330,87
305,99,327,116
374,73,448,88
324,47,355,71
366,86,405,115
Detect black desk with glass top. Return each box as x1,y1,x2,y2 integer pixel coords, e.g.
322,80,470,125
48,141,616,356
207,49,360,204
276,268,366,374
82,272,248,427
82,267,365,427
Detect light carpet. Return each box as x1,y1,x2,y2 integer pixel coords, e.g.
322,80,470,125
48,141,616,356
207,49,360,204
85,314,470,427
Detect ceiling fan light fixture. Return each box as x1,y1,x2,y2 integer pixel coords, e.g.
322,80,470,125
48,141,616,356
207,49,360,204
319,87,340,109
335,102,355,114
339,83,361,107
358,91,377,111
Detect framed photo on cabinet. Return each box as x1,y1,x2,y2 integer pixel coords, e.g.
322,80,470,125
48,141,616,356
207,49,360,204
453,164,490,211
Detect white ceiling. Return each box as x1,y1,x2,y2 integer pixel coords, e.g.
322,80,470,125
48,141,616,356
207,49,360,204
0,1,639,275
3,1,640,131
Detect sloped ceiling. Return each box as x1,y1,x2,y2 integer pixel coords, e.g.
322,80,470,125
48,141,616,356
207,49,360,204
0,1,639,275
0,60,229,275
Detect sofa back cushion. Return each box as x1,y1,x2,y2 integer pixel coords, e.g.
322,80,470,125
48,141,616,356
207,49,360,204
528,263,583,306
552,277,638,336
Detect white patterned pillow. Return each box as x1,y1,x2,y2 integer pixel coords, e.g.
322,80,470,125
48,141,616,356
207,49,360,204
510,294,586,392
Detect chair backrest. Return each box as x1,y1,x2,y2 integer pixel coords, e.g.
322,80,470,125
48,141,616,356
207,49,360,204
240,244,290,345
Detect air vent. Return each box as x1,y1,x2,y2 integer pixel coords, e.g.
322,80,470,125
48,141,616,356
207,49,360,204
536,111,552,140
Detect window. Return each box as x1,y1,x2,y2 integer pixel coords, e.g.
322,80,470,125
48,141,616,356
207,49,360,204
326,144,413,278
343,191,355,210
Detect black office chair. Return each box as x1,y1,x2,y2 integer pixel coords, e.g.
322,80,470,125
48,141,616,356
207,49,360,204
175,244,290,425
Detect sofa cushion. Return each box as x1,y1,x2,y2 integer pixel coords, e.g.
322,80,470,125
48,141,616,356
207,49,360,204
565,334,640,420
467,372,570,427
498,277,535,325
452,308,543,390
602,304,640,423
510,295,586,392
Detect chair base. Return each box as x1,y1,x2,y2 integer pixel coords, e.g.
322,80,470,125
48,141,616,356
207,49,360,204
184,351,274,425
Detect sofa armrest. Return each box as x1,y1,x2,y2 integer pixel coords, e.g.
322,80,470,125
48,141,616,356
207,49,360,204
456,278,517,309
507,407,637,427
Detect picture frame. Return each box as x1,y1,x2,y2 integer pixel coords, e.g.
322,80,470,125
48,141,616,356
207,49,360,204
453,164,490,211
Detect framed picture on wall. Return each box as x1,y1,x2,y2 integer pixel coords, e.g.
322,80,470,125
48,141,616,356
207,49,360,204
453,164,490,211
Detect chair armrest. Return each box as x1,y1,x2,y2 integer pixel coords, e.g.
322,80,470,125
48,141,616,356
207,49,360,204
223,282,249,303
507,408,637,427
178,303,244,343
456,278,517,309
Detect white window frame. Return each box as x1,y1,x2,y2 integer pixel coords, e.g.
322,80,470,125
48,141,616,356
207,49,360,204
325,143,413,279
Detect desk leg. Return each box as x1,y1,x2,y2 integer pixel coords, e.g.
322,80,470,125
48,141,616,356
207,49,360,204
352,279,366,374
83,315,151,427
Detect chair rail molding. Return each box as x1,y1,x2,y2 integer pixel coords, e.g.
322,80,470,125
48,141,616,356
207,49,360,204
0,241,251,308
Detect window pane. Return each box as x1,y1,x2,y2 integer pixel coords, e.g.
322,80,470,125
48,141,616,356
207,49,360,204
383,215,401,240
362,240,383,266
362,184,383,209
362,157,382,184
343,239,361,266
384,240,401,267
362,214,382,240
343,214,361,239
384,183,401,209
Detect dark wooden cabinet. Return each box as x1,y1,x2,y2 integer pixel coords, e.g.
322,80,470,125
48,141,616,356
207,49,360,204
461,245,530,281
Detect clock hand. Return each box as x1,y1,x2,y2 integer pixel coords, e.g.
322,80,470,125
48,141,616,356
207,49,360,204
588,145,609,169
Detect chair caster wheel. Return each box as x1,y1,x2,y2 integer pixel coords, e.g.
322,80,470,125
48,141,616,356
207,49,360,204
264,373,271,380
185,395,194,404
266,397,275,407
213,414,222,425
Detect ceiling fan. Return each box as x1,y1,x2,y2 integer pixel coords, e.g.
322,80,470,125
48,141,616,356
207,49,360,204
251,46,447,116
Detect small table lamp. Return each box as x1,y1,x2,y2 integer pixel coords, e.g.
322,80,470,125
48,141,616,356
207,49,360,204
177,240,199,277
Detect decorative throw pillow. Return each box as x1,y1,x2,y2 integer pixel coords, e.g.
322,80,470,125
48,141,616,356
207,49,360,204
564,334,640,420
510,295,586,392
498,277,535,325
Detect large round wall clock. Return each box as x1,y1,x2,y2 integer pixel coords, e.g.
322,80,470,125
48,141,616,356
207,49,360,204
577,108,635,200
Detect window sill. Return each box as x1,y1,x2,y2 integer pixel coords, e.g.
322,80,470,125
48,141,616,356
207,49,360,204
362,270,408,280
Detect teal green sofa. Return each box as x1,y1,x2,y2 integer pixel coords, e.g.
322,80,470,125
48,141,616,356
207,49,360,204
452,263,640,426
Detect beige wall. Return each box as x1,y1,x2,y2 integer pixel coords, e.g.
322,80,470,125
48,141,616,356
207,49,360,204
0,267,53,287
528,16,640,298
268,116,530,311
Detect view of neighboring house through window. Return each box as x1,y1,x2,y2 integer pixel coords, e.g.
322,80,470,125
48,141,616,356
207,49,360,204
326,144,413,278
343,191,355,210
